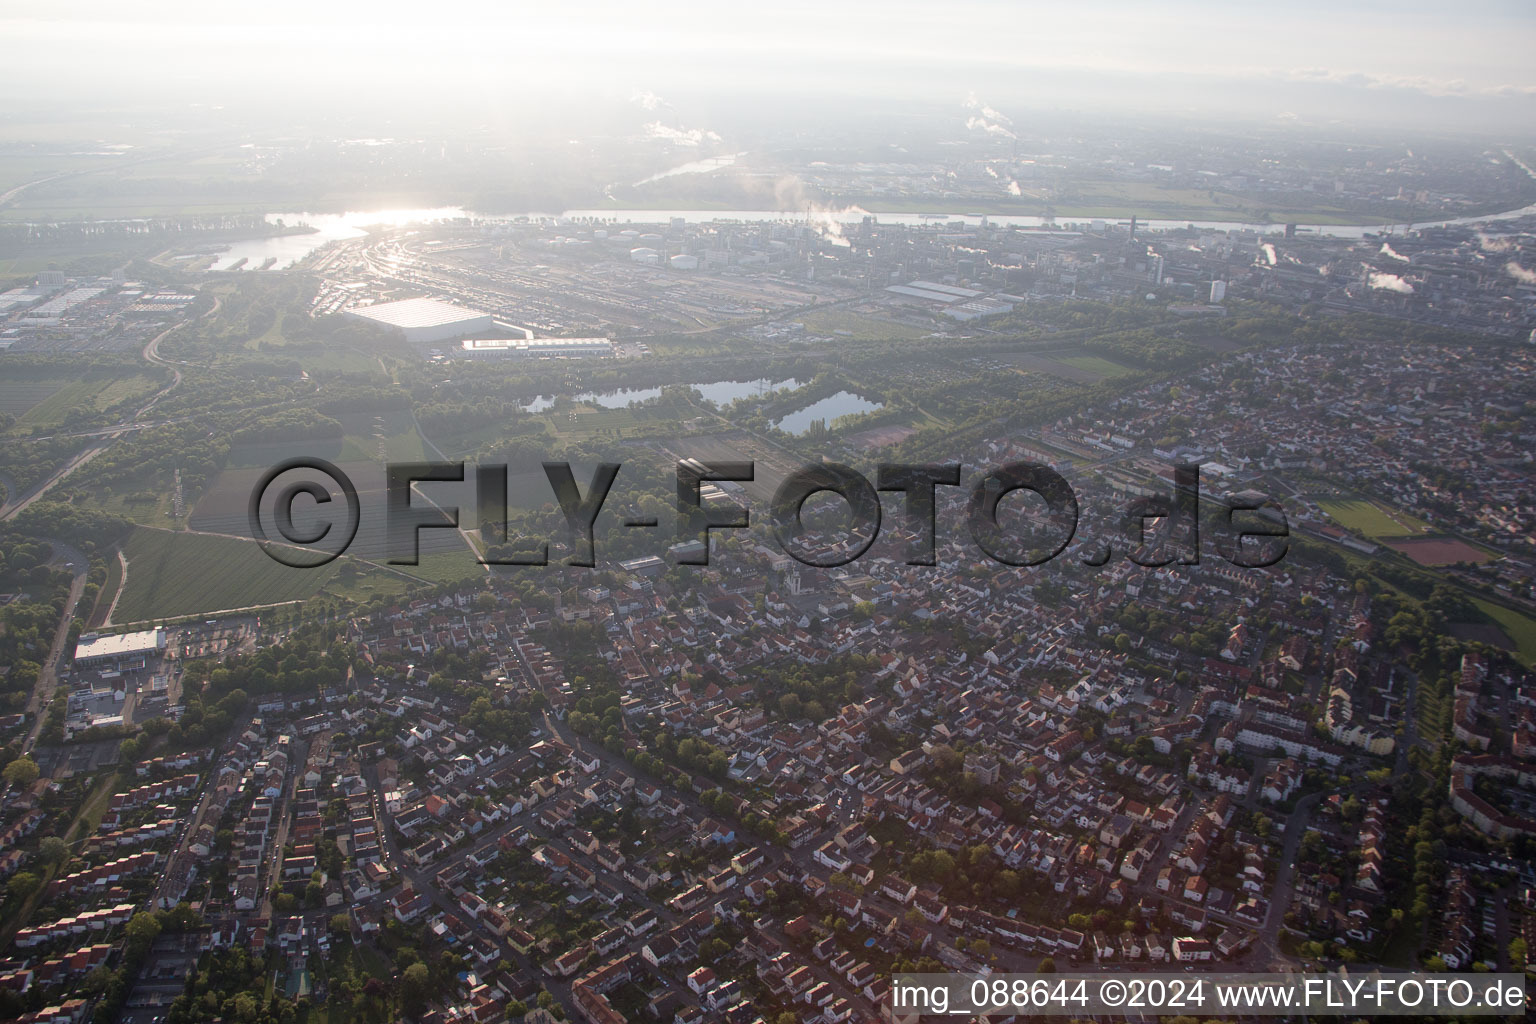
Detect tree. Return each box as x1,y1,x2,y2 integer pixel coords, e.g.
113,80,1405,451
1037,957,1057,973
124,911,161,956
37,836,68,866
401,961,431,1012
6,872,40,900
3,756,38,789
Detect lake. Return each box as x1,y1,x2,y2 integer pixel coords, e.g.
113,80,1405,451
523,379,802,413
775,391,883,435
693,378,801,405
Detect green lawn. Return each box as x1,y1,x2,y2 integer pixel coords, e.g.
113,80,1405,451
1317,498,1430,539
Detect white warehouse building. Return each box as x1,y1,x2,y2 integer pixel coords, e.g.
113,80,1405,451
344,297,493,344
458,337,613,359
74,629,167,668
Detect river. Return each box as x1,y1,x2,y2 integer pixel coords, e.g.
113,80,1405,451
208,191,1536,272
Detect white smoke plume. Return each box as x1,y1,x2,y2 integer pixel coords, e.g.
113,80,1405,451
1368,272,1414,293
964,91,1013,125
963,93,1017,139
1008,180,1022,196
772,175,864,247
644,121,723,146
966,116,1017,140
1379,242,1410,263
1478,231,1517,253
1506,261,1536,285
629,90,671,112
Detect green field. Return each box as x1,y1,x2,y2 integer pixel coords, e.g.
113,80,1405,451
0,380,66,418
409,549,487,585
796,309,934,341
222,410,429,469
0,372,160,427
543,392,703,440
1057,354,1139,379
113,527,340,623
88,487,176,527
1472,598,1536,667
1317,498,1430,539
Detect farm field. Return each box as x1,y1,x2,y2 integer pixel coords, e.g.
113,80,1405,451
0,380,66,419
112,526,340,623
222,410,428,470
188,460,471,564
1317,498,1431,539
0,372,160,427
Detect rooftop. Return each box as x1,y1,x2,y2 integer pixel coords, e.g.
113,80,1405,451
74,629,166,662
345,297,490,330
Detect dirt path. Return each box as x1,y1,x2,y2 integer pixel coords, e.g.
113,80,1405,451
102,549,129,627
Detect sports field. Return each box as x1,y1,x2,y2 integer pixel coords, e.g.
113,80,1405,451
1317,498,1430,539
1386,537,1493,566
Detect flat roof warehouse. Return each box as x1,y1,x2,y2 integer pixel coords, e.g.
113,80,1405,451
344,297,492,344
73,629,166,666
458,337,613,358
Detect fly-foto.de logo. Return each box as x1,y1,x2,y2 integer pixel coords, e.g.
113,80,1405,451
248,458,1287,571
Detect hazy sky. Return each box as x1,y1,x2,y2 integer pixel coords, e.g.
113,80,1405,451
3,1,1533,132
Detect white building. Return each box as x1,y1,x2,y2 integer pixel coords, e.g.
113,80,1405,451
458,337,613,359
74,629,167,668
344,298,492,344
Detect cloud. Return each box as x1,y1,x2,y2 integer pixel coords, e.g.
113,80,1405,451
1275,67,1536,98
1506,262,1536,286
